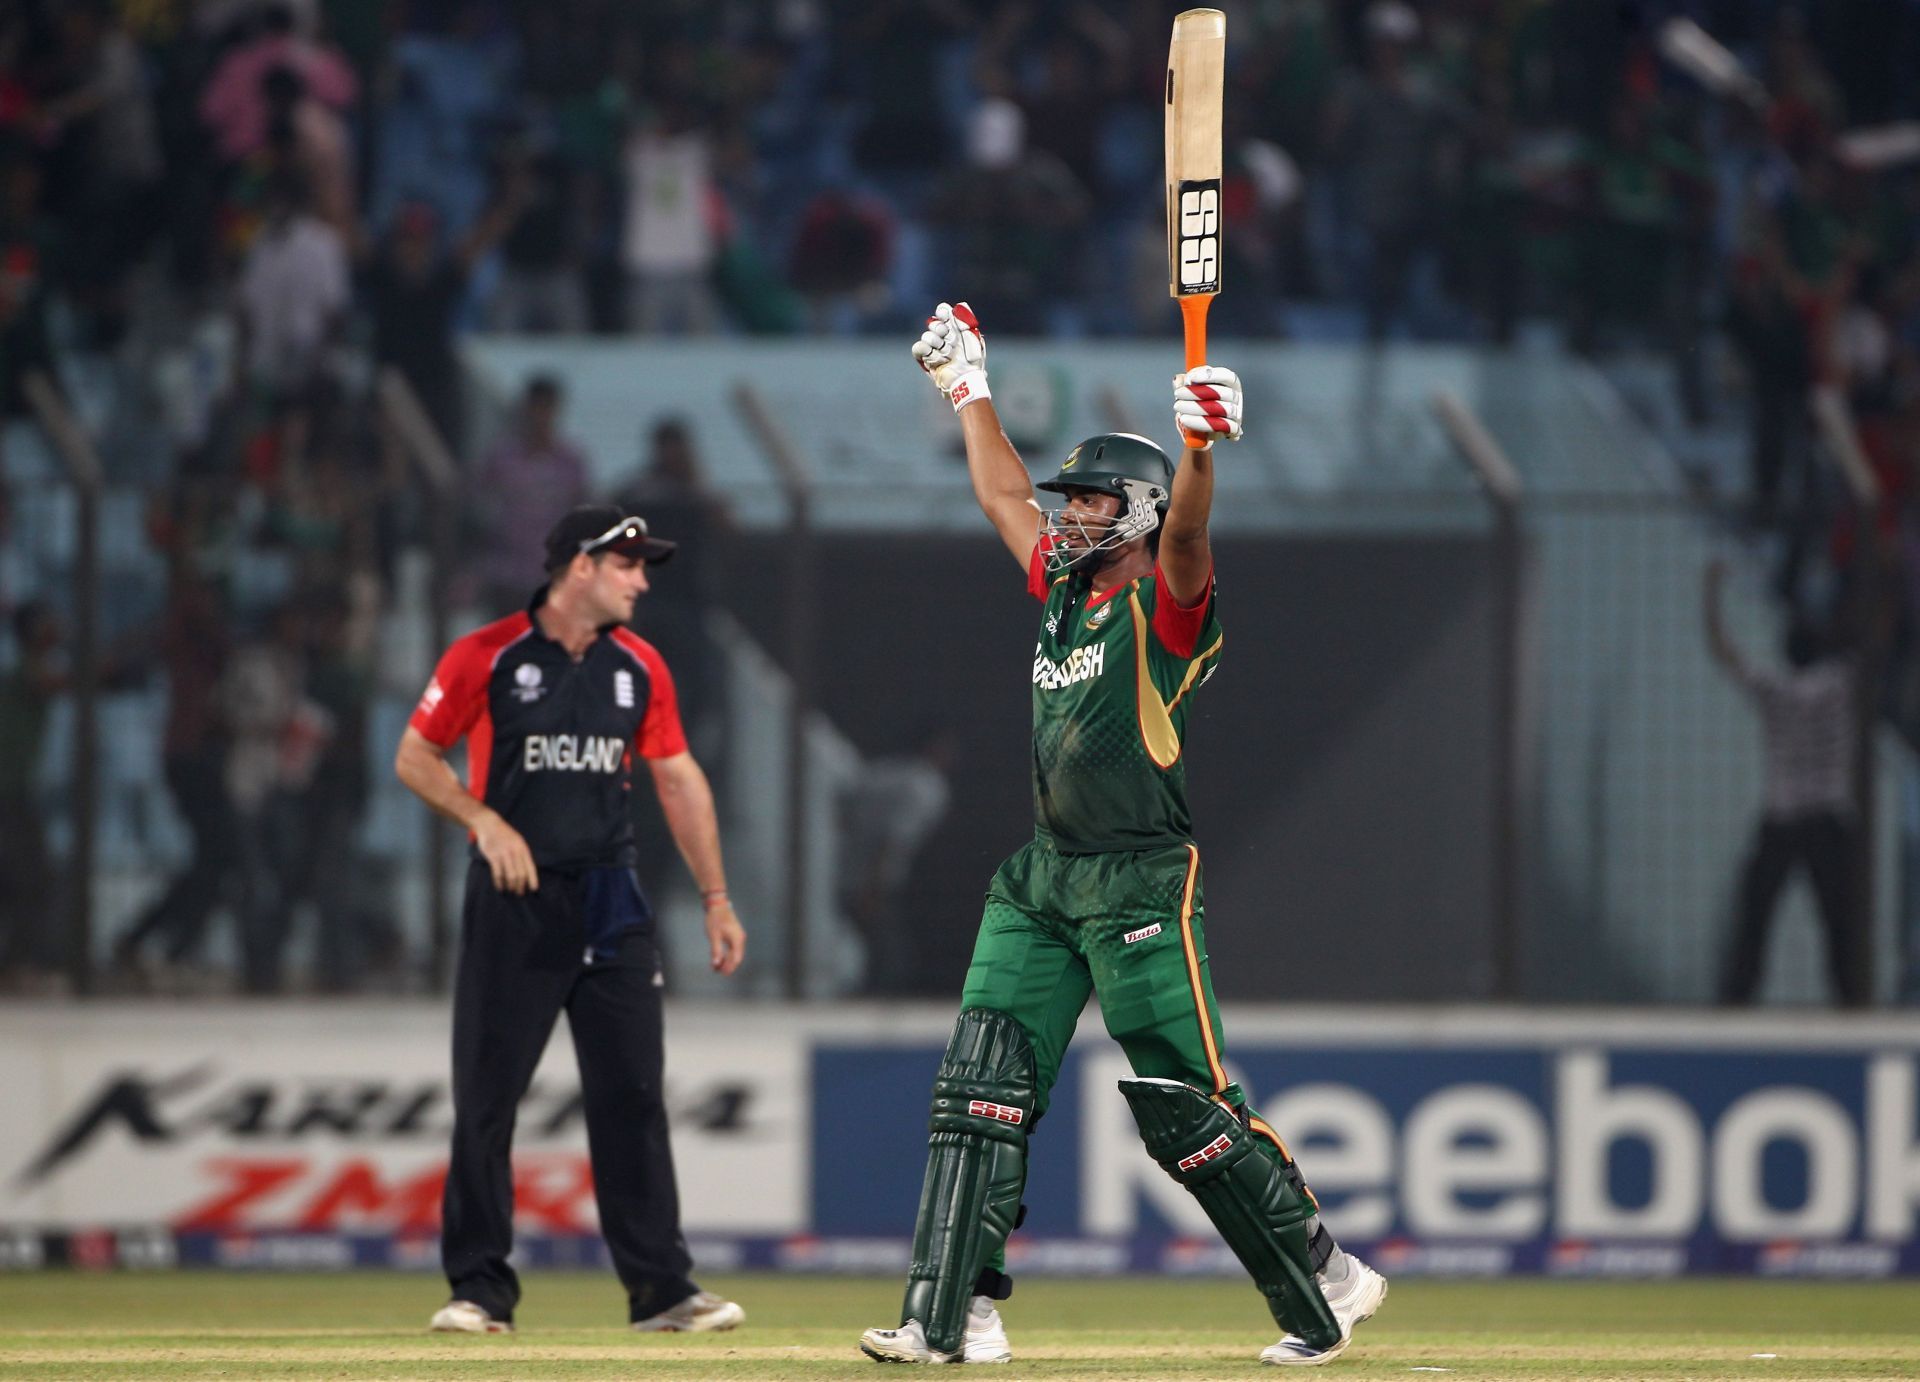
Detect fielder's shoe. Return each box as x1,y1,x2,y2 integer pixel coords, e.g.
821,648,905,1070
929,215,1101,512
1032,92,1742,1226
428,1300,512,1334
860,1296,1012,1364
1259,1254,1388,1367
632,1289,745,1333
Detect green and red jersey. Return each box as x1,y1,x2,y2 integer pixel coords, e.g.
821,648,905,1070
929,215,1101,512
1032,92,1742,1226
1025,541,1223,853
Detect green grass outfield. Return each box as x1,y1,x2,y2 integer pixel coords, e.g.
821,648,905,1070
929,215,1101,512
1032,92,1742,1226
2,1272,1918,1381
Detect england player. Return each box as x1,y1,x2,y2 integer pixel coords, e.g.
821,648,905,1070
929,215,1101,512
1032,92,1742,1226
859,304,1386,1367
398,506,746,1336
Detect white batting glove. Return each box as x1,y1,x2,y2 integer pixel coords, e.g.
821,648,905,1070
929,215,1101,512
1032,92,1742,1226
912,301,990,411
1174,365,1244,444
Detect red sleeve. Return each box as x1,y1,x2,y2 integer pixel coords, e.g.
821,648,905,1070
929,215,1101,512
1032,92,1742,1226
621,635,689,759
408,636,488,748
1150,562,1214,658
1027,537,1055,600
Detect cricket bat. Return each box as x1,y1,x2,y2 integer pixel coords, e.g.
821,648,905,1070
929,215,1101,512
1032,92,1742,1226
1166,7,1225,449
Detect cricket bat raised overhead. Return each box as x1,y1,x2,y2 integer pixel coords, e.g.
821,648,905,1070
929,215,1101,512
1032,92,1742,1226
1166,8,1225,449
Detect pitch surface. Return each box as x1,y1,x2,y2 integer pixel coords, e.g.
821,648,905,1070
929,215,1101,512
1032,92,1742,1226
2,1272,1918,1379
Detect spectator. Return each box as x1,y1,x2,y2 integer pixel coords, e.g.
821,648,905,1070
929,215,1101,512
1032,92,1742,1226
924,97,1089,335
294,585,392,991
112,566,237,983
234,171,350,399
367,7,514,235
1725,238,1814,528
0,140,56,443
486,142,588,334
224,599,331,993
1322,1,1462,342
1568,97,1706,358
835,723,955,995
1705,560,1869,1007
259,63,356,240
620,53,722,335
785,187,894,335
472,376,590,611
33,0,162,344
0,601,64,988
199,1,357,163
609,418,729,733
611,418,732,893
364,185,524,456
843,1,959,188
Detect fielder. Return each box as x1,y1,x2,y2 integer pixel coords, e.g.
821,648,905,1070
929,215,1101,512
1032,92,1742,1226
859,303,1387,1367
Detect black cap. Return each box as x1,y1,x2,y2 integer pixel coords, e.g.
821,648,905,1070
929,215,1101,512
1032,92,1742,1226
543,505,678,572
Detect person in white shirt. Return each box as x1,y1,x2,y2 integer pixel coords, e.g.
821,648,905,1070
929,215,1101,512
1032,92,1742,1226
235,173,348,396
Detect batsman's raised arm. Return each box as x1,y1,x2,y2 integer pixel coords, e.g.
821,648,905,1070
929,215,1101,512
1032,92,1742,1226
1160,364,1244,607
913,301,1040,568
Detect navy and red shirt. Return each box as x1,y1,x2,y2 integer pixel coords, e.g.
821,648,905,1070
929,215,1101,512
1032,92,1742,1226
409,593,687,870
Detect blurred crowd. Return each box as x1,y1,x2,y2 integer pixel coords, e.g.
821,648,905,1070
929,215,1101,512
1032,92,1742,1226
2,0,1920,993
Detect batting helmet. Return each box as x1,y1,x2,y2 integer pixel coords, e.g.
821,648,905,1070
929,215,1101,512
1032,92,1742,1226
1035,433,1173,573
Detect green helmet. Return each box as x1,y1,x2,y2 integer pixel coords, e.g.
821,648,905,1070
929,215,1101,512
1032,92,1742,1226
1035,433,1173,573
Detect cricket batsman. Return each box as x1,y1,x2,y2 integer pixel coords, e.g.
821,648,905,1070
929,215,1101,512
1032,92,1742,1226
859,303,1387,1367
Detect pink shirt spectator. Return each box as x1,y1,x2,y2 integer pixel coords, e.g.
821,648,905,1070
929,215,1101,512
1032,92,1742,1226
200,34,358,161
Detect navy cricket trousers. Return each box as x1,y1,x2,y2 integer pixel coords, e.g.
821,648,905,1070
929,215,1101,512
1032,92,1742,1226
441,860,697,1322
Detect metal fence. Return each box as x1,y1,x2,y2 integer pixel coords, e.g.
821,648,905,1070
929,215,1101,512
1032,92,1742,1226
6,340,1914,1004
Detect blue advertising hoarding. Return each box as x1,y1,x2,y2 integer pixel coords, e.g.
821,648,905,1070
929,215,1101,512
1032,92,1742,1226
812,1021,1920,1277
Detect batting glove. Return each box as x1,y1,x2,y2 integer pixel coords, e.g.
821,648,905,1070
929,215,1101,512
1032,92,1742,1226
912,301,990,412
1174,365,1244,443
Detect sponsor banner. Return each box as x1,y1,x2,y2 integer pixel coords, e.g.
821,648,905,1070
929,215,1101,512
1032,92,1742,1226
0,1007,805,1237
812,1016,1920,1277
7,1006,1920,1276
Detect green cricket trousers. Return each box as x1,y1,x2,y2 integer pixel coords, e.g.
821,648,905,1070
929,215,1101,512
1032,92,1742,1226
960,836,1302,1164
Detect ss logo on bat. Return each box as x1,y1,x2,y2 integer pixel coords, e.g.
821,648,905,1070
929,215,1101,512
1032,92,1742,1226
1178,185,1218,291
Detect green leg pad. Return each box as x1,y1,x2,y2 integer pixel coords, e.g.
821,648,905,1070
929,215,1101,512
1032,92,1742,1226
1119,1077,1340,1351
901,1008,1035,1354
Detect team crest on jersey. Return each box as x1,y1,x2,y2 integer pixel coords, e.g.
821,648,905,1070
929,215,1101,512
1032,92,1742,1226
1086,600,1115,630
614,669,635,708
512,662,546,703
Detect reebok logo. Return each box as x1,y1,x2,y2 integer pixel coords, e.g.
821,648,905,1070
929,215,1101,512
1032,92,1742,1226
1177,1133,1233,1172
968,1100,1024,1125
1123,923,1162,945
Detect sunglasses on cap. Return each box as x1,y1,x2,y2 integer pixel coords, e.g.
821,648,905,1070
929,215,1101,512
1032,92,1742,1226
579,515,652,556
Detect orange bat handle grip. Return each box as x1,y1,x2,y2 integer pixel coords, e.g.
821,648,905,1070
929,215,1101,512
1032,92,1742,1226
1179,294,1213,449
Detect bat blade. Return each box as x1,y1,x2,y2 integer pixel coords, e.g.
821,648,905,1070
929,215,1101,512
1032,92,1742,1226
1166,7,1224,440
1166,8,1226,304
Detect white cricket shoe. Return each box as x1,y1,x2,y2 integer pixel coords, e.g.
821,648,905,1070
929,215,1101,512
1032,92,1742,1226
1260,1255,1388,1367
428,1299,512,1333
860,1296,1012,1364
632,1289,745,1332
961,1296,1012,1363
